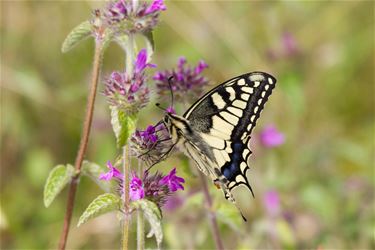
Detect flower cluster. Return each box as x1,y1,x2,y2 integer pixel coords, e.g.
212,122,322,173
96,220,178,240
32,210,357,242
104,0,166,35
267,32,299,61
103,49,154,113
100,162,184,207
260,125,285,148
154,57,209,102
263,190,280,217
130,122,173,166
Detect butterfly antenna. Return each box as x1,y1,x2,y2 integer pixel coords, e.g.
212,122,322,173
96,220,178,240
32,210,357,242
168,76,175,107
155,103,166,111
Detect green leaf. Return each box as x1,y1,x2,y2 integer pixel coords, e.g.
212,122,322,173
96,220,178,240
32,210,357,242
61,21,92,53
110,106,137,147
81,161,111,192
77,193,120,227
43,164,75,207
131,199,163,249
143,31,154,59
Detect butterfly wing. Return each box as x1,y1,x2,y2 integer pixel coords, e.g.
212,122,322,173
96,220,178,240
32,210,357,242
183,71,277,197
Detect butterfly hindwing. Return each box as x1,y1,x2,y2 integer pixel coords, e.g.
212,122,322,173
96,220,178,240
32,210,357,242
183,72,276,197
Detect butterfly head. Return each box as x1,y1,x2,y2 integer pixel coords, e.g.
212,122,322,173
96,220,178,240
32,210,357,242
162,110,190,143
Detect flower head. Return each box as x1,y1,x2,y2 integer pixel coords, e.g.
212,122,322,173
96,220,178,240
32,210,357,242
282,32,298,57
260,125,285,148
103,49,153,113
160,168,185,192
154,57,209,102
99,165,184,208
130,122,173,166
99,161,123,181
104,0,166,35
263,190,280,216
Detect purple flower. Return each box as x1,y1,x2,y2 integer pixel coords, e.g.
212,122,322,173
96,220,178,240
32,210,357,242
194,60,208,74
99,161,123,181
263,190,280,216
140,125,158,143
103,49,153,113
282,32,298,56
135,49,156,74
142,171,171,207
130,173,145,201
260,125,285,148
130,123,173,166
145,0,167,15
154,57,209,103
104,0,167,34
99,166,185,208
160,168,185,192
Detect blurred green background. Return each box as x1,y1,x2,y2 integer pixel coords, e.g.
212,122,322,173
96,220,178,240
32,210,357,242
1,1,374,249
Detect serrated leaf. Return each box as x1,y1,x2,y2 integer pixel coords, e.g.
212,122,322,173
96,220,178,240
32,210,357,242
77,193,120,227
81,161,111,192
143,31,154,59
131,199,163,249
43,164,75,207
110,106,137,147
62,21,92,53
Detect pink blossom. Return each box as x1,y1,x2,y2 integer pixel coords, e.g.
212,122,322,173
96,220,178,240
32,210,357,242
99,161,123,181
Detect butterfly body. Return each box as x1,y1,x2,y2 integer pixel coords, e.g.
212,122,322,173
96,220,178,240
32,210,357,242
163,72,277,212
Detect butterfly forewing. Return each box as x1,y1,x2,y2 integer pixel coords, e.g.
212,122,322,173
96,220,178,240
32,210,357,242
183,72,276,196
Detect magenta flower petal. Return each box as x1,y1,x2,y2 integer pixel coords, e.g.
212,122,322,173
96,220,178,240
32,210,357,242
134,49,156,74
135,49,147,73
145,0,167,15
194,60,208,74
99,161,123,181
160,168,185,192
130,173,145,201
260,125,285,148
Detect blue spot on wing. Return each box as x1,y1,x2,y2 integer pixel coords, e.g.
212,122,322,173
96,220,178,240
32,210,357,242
221,142,244,181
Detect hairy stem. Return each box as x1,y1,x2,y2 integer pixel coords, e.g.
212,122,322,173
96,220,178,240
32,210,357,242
198,172,224,250
137,161,145,250
122,144,131,250
122,32,136,250
58,39,103,250
137,210,145,250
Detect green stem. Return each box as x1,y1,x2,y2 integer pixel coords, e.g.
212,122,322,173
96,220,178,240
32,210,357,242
58,38,103,250
122,144,131,250
198,172,224,250
122,32,136,250
125,34,135,75
137,210,145,250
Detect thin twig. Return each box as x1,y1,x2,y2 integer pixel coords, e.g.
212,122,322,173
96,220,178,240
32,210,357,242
58,39,103,250
198,172,224,250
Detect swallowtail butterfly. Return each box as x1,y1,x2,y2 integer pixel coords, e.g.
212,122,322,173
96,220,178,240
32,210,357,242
162,72,276,218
